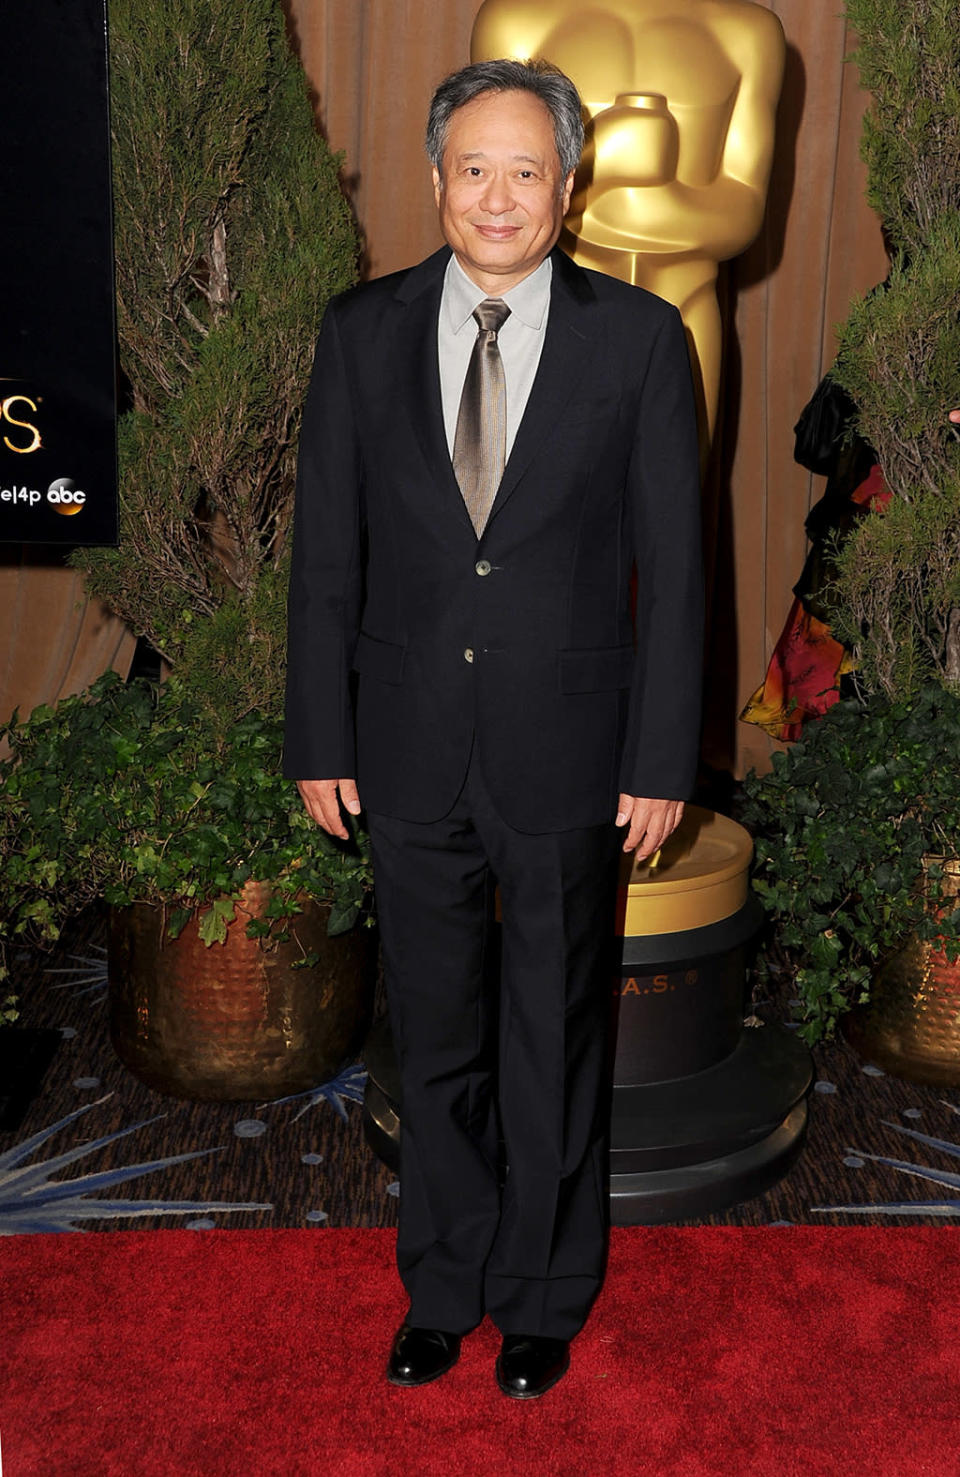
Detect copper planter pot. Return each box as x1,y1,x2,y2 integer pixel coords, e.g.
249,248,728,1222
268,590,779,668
108,883,375,1101
845,860,960,1085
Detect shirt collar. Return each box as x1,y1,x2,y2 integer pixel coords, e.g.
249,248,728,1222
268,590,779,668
443,253,553,335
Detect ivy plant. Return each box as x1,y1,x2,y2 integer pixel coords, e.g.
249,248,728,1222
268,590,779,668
742,686,960,1044
0,673,373,980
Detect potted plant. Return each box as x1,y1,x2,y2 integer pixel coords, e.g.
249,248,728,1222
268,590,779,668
0,0,372,1098
742,686,960,1049
743,0,960,1072
0,672,375,1095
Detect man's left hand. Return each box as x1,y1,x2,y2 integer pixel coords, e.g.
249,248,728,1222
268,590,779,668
615,795,685,859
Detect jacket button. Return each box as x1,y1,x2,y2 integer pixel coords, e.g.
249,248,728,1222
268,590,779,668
463,647,474,663
475,559,492,576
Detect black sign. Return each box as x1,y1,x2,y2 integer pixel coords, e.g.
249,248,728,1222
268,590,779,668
0,0,117,545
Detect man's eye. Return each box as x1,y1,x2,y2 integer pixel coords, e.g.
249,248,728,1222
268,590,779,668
518,171,536,180
467,167,483,177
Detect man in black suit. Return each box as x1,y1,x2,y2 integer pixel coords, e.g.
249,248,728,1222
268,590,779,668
285,59,702,1399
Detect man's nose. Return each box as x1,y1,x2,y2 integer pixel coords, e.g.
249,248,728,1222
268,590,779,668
478,172,514,214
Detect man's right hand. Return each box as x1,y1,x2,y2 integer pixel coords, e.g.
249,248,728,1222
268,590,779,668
296,779,362,840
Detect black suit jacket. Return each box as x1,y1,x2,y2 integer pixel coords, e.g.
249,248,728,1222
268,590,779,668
284,245,703,833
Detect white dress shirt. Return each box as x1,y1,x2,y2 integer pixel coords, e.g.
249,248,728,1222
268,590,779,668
438,253,553,460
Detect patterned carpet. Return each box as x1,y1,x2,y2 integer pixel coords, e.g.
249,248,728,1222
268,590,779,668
4,908,960,1234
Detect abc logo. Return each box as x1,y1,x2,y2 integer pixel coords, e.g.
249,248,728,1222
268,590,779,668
47,477,86,516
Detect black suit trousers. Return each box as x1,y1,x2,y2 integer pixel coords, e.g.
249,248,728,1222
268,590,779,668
367,749,622,1341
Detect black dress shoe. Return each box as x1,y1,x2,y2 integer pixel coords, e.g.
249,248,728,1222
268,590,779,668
496,1334,570,1399
387,1324,462,1387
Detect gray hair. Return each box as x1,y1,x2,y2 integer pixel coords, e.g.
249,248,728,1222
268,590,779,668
426,59,584,183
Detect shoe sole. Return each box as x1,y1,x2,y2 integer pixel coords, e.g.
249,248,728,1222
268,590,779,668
494,1355,570,1400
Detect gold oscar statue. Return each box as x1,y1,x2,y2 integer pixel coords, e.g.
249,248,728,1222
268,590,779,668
472,0,786,454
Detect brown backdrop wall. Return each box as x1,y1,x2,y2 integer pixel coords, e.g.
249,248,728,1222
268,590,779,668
0,556,134,742
0,1,887,780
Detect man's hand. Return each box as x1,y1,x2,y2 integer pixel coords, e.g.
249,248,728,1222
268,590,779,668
615,794,685,859
296,778,362,840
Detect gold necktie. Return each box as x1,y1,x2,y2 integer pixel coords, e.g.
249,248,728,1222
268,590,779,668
452,298,511,536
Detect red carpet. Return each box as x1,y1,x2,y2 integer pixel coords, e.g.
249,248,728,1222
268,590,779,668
1,1227,958,1476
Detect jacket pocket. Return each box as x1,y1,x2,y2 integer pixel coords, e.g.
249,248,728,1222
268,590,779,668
351,631,406,685
559,643,634,694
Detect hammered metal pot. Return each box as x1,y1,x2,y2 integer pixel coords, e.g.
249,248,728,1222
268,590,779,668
108,883,376,1101
845,860,960,1085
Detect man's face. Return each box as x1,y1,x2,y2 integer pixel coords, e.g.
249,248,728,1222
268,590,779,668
433,89,574,294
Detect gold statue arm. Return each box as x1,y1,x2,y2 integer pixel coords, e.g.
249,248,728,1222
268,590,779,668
665,8,785,259
576,175,773,260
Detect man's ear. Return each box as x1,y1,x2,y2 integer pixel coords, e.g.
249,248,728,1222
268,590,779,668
432,165,442,208
561,170,575,214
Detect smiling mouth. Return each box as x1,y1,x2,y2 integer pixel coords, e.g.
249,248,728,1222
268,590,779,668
473,224,522,239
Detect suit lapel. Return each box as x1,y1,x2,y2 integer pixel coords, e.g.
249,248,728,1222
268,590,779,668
393,249,478,539
391,245,600,537
484,248,599,529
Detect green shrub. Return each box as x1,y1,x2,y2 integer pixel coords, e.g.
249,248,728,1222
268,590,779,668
0,6,369,1006
747,4,960,1042
743,686,960,1043
0,674,373,965
830,0,960,698
74,0,359,736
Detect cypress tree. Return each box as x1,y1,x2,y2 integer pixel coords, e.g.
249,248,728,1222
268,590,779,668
75,0,359,731
831,0,960,696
